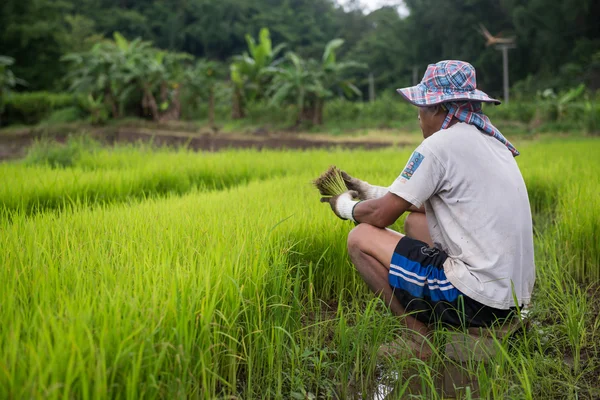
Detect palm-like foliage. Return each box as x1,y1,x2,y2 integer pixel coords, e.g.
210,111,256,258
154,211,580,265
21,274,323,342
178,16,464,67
268,39,365,125
62,33,192,122
321,39,364,98
267,53,321,124
133,47,192,121
185,60,224,126
230,28,285,119
62,33,151,118
0,56,27,126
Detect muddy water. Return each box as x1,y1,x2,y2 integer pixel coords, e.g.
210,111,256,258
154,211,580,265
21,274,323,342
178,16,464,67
361,364,480,399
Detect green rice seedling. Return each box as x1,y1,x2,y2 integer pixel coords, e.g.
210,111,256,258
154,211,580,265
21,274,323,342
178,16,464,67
0,137,599,399
24,134,100,168
313,165,348,196
0,147,410,218
0,175,363,399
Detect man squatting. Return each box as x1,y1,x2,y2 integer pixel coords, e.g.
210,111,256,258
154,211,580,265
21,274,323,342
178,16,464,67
320,60,535,358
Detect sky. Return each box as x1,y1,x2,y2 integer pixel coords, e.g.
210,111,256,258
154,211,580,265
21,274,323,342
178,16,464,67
336,0,409,16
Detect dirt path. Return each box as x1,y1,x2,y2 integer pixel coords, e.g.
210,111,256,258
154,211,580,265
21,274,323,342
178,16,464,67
0,126,410,160
111,128,406,151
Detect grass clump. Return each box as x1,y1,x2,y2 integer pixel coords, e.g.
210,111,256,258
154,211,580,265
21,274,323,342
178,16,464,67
313,165,348,196
24,134,100,168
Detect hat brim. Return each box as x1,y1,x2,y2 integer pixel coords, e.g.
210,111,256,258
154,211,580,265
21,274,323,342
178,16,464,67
396,84,501,106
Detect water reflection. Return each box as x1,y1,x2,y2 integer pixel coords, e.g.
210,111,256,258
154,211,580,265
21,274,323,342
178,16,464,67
366,363,480,399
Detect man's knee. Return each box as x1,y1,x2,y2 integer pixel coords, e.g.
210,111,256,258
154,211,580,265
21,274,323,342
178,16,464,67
404,212,416,236
348,223,403,270
404,212,423,237
347,223,375,255
404,212,433,246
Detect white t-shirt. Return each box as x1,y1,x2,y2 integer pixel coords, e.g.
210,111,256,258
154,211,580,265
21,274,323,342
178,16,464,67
389,122,535,309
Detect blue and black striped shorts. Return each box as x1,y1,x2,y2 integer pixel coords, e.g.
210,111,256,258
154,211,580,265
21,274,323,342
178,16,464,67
389,236,515,328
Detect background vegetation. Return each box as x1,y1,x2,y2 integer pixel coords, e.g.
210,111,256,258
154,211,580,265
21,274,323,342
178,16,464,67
2,0,599,93
0,0,598,131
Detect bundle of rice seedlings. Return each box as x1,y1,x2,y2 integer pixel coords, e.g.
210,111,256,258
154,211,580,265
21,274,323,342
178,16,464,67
313,165,348,196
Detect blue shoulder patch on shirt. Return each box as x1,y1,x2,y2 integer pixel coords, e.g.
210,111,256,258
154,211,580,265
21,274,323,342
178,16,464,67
401,151,425,180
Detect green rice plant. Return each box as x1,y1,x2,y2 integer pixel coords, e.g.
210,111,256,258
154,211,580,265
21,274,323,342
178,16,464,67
313,165,348,196
0,175,367,398
552,180,600,282
0,137,599,399
24,134,100,168
0,145,412,218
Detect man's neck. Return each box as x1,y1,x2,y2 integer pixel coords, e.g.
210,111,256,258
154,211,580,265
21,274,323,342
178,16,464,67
425,115,460,139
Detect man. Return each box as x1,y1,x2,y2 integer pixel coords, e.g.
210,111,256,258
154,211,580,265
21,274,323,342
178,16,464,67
320,60,535,358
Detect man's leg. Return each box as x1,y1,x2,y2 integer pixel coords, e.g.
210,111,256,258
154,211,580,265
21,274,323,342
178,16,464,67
347,223,431,339
404,211,433,247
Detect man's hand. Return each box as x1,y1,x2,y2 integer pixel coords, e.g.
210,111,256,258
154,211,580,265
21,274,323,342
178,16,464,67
341,171,389,200
320,190,360,221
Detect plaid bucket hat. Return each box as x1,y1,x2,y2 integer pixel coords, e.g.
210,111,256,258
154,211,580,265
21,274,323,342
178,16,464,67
396,60,500,106
396,60,519,157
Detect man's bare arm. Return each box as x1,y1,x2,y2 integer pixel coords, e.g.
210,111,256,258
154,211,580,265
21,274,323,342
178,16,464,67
409,204,425,213
353,192,415,228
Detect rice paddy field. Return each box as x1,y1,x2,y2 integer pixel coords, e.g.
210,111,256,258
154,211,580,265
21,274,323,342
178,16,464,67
1,137,599,399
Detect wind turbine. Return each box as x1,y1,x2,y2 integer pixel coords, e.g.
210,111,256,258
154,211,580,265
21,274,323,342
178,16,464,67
478,24,516,104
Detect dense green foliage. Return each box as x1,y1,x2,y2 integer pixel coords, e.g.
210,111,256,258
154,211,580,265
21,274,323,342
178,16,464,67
1,138,599,398
1,0,598,129
184,93,598,135
0,28,364,127
62,32,193,123
2,92,81,125
230,27,286,119
1,89,596,133
268,38,364,125
1,0,598,95
0,56,26,125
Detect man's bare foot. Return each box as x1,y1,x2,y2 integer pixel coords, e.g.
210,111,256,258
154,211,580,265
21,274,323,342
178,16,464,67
378,331,434,360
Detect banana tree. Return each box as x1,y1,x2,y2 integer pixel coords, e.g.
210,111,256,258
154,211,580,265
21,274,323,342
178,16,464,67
185,60,224,126
268,39,364,126
62,32,150,118
0,56,27,126
230,27,285,119
63,32,192,122
132,48,192,122
110,32,192,122
267,53,323,125
314,38,365,124
556,83,585,120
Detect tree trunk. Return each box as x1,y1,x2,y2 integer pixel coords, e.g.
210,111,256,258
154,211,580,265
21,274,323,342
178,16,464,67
141,90,150,118
313,99,324,125
160,82,168,105
142,82,182,123
0,93,3,127
297,99,317,127
143,85,160,122
296,106,302,126
209,86,215,127
105,88,119,119
158,86,181,122
173,87,181,120
231,87,245,119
